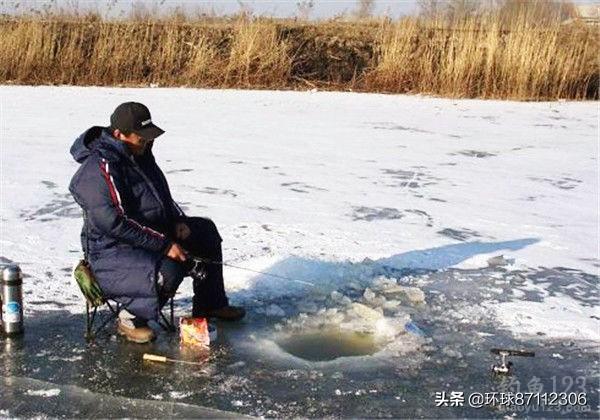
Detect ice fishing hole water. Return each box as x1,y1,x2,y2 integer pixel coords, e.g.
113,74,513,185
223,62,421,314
275,328,384,362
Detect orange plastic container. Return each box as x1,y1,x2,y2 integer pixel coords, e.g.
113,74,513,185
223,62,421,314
179,318,217,347
180,317,210,347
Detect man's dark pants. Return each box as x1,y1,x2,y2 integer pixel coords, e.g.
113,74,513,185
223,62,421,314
136,216,229,325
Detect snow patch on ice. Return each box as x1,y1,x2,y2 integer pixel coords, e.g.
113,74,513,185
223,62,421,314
25,388,61,397
169,391,193,399
48,355,83,362
489,295,599,341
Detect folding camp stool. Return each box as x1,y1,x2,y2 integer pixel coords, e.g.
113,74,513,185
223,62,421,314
84,295,176,341
73,260,177,340
75,211,177,340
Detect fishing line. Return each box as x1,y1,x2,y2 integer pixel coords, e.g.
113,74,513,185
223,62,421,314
190,255,421,288
190,256,316,287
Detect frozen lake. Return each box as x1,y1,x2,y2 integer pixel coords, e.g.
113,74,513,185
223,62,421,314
0,86,598,417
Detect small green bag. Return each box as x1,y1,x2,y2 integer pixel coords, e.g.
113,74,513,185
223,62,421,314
73,259,104,307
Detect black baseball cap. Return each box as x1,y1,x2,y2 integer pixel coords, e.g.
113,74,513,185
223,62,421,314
110,102,165,139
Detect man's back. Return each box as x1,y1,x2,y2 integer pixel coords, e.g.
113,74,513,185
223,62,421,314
68,125,174,321
69,125,175,255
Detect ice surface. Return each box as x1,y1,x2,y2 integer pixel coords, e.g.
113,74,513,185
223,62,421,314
0,376,237,418
1,265,598,418
0,86,599,417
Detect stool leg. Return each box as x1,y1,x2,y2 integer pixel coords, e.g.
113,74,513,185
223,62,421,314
170,297,174,326
157,297,176,332
85,301,92,340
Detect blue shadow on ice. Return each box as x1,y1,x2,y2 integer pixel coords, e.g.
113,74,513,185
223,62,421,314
229,238,539,300
376,238,539,271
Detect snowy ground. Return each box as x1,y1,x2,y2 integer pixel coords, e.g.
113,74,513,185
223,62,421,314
0,86,598,417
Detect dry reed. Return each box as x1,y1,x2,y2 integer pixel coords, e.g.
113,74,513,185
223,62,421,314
0,11,597,100
367,15,598,99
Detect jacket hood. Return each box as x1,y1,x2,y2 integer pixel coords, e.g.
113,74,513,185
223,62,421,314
70,126,149,163
70,126,108,163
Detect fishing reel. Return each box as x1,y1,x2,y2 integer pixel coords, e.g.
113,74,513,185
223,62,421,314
490,348,535,375
185,257,208,282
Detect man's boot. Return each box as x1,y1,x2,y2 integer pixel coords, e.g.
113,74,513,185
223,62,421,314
117,312,155,343
195,306,246,321
184,218,246,322
188,254,244,321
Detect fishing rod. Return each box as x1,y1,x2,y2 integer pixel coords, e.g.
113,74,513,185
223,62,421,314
188,255,419,289
188,256,316,287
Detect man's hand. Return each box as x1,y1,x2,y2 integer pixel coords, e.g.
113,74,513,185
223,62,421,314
166,242,188,262
175,222,191,241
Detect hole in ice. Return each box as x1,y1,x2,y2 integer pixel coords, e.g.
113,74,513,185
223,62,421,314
275,328,383,362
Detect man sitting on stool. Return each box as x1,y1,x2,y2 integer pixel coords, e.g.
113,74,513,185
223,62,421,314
69,102,245,343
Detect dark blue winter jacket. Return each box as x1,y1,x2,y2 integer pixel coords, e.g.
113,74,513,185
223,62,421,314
69,126,184,320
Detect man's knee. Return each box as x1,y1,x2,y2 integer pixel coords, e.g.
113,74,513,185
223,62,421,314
157,257,187,296
188,217,222,242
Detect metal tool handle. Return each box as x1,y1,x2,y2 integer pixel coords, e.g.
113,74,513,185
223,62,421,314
143,353,168,363
491,348,535,357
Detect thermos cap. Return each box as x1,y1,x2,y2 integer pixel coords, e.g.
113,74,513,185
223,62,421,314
2,264,22,285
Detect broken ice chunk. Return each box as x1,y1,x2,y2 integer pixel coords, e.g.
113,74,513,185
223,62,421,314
380,285,405,296
372,276,398,291
487,255,514,267
398,286,426,304
266,304,286,317
297,301,318,313
329,312,345,324
308,288,328,301
348,281,363,291
351,303,384,321
363,288,376,301
383,299,401,310
330,291,344,302
325,308,338,316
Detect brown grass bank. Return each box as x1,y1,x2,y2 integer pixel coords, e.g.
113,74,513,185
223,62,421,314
0,14,597,100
